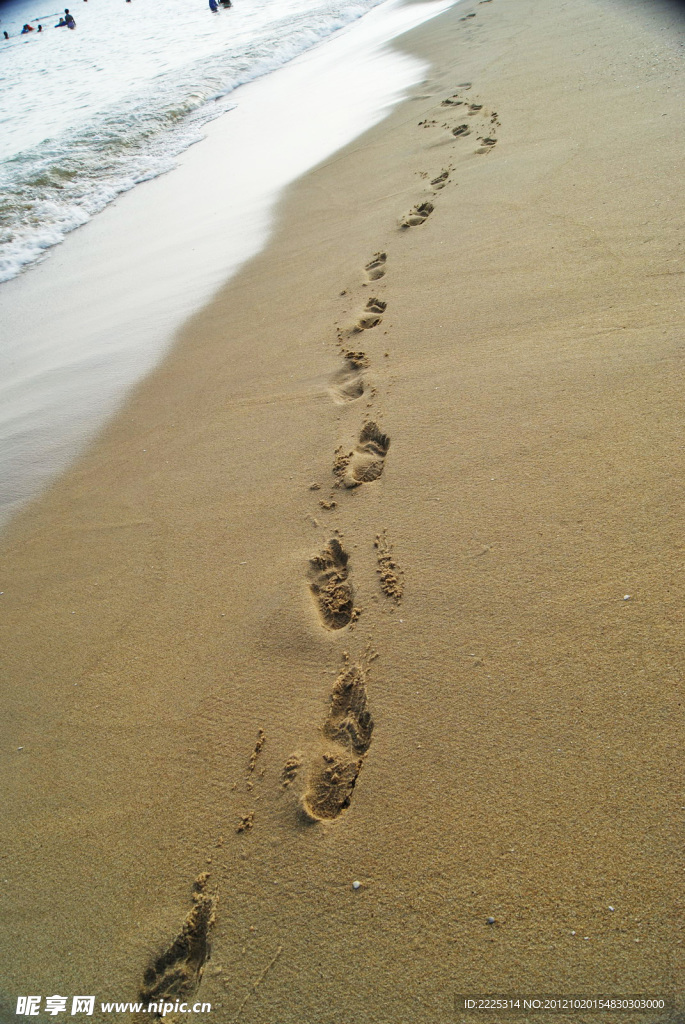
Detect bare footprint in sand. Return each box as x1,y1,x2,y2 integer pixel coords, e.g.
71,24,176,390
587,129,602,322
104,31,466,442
329,354,365,404
431,169,451,190
452,124,471,138
374,530,405,602
281,753,302,788
334,421,390,488
308,538,356,629
339,298,386,338
476,137,498,154
341,349,368,369
138,877,215,1013
365,252,387,281
302,662,374,821
400,201,434,228
358,297,386,329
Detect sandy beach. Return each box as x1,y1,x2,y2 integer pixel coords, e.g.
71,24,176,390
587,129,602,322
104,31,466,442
1,0,683,1020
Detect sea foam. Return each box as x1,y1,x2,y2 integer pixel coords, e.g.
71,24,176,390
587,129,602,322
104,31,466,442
0,0,387,282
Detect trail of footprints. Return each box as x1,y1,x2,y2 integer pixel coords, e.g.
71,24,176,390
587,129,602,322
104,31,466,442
409,86,501,222
295,249,396,819
294,75,501,821
437,86,501,156
135,69,499,1010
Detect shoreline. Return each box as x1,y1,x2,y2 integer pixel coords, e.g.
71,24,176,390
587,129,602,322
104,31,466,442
0,0,451,529
1,0,683,1020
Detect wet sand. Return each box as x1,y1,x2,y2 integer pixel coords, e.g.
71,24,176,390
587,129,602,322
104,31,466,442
1,0,683,1021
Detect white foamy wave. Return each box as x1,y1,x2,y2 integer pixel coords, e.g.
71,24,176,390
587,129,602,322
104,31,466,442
0,0,386,282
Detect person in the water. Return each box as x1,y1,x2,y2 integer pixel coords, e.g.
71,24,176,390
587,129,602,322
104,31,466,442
209,0,218,10
4,30,10,38
21,23,35,32
64,9,76,26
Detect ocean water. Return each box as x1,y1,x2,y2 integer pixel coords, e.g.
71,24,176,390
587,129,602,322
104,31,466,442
0,0,392,282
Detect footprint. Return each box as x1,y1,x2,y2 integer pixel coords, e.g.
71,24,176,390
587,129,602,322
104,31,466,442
374,530,404,602
452,124,471,138
431,169,450,190
236,811,254,833
322,665,375,753
329,355,365,404
334,422,390,488
476,137,498,154
304,754,364,821
308,538,356,629
365,252,387,281
441,96,464,107
248,729,266,773
341,348,368,368
468,103,483,114
139,877,215,1012
400,201,434,228
340,298,386,338
302,663,374,821
281,753,302,787
359,297,386,328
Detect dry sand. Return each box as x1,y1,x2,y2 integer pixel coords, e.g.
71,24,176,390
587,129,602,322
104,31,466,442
1,0,683,1020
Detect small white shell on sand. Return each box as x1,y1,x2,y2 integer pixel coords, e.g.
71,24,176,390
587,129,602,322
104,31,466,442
352,880,361,890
